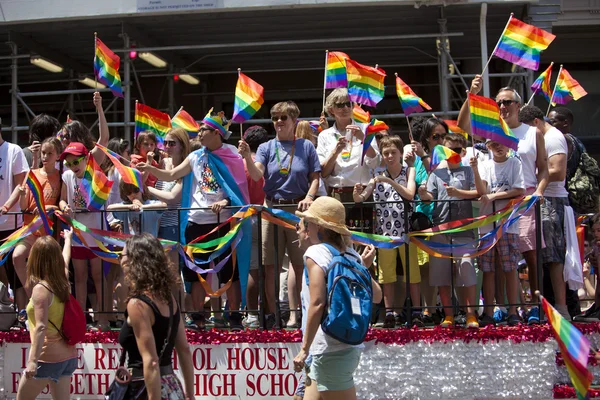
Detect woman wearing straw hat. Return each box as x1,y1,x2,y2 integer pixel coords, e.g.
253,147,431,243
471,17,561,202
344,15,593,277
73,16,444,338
293,196,382,400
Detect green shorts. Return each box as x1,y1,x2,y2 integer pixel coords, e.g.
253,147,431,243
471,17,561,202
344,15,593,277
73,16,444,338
307,347,362,392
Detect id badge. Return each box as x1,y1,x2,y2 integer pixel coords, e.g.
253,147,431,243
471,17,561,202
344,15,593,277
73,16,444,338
351,297,361,316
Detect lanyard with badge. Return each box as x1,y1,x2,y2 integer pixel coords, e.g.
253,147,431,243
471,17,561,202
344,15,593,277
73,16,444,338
275,135,296,176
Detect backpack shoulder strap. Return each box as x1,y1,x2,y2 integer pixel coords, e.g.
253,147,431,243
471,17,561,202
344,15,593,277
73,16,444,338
322,242,342,257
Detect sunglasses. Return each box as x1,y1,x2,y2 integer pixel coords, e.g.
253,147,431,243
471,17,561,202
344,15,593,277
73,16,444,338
334,102,351,109
295,221,308,231
164,140,178,147
496,99,516,107
271,115,289,122
431,133,446,141
64,155,86,168
449,147,463,154
199,127,215,133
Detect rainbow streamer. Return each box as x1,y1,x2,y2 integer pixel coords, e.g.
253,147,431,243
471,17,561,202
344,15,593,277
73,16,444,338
346,59,386,107
171,108,200,136
94,37,123,98
542,296,592,400
444,120,468,139
469,93,519,151
395,76,431,116
353,104,371,124
135,102,172,145
531,63,553,102
95,144,143,193
430,145,462,170
0,216,44,265
25,172,53,235
325,51,350,89
492,16,556,70
79,155,113,211
232,72,264,123
552,67,587,105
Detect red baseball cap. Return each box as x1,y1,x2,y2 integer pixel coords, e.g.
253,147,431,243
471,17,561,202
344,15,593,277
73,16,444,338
60,142,89,161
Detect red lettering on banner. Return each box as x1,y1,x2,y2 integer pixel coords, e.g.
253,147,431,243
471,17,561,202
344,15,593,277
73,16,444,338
172,349,179,370
223,373,236,396
12,372,20,394
77,347,86,369
279,347,290,369
108,347,121,369
192,347,217,370
97,373,111,394
95,347,106,369
71,373,84,394
246,373,298,396
272,373,284,396
228,347,291,371
194,373,237,396
256,374,270,396
21,346,27,368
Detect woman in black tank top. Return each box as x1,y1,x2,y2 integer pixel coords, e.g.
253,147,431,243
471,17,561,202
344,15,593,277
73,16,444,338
119,233,194,400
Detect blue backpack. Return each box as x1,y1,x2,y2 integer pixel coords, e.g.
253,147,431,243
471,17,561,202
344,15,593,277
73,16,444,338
306,243,373,345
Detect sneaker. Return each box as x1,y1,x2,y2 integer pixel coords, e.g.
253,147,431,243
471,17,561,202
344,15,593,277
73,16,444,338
507,314,521,326
191,312,206,330
440,315,454,328
518,307,528,321
493,307,508,323
213,318,227,329
394,312,406,326
574,306,600,322
466,313,479,329
421,313,435,326
527,307,540,325
243,314,259,328
265,314,276,330
455,311,467,325
478,313,496,327
383,314,396,328
229,312,243,331
410,313,425,328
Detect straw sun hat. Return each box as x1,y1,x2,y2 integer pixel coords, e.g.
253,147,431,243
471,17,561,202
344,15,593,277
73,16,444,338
295,196,352,236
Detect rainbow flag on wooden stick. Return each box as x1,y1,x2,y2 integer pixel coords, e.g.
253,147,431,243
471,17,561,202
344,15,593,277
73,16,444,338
468,93,519,150
531,62,554,102
232,72,264,123
79,155,113,211
492,15,555,71
95,143,143,193
325,51,350,89
551,67,587,105
395,74,431,116
346,60,386,107
25,172,53,235
541,295,592,400
171,108,200,136
94,36,123,98
430,145,462,170
444,120,468,139
135,102,172,145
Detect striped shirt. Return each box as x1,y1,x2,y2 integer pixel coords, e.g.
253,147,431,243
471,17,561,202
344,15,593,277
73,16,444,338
154,180,180,227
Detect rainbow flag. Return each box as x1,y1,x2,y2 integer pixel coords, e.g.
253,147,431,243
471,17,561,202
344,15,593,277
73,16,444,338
309,121,323,133
541,296,592,400
353,104,371,124
232,73,264,123
346,60,386,107
395,76,431,116
171,108,200,137
94,37,123,98
444,120,468,139
469,93,519,151
325,51,350,89
25,172,52,235
135,102,172,145
430,145,462,170
531,63,554,102
552,67,587,105
79,155,114,211
361,119,389,166
492,16,555,70
95,143,143,193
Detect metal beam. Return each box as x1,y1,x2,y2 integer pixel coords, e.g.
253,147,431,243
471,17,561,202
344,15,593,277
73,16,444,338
480,3,490,98
123,33,132,143
122,23,190,69
19,88,112,97
10,42,18,142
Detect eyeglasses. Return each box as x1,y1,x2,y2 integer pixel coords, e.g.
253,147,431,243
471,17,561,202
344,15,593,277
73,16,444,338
118,252,128,261
64,155,85,168
271,115,289,122
199,127,215,134
164,140,178,147
334,102,351,109
496,99,516,108
295,221,308,231
449,147,463,154
431,133,446,141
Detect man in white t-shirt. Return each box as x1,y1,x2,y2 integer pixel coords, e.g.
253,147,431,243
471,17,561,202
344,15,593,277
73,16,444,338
519,105,572,320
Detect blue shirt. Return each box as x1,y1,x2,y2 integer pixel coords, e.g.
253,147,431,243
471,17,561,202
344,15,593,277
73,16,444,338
256,138,321,200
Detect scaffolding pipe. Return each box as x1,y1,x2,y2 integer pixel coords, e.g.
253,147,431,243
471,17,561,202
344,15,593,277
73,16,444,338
15,95,35,119
10,42,18,142
123,33,132,143
113,32,464,54
447,72,528,78
480,3,490,97
438,10,450,114
167,64,175,116
18,88,112,97
0,54,30,60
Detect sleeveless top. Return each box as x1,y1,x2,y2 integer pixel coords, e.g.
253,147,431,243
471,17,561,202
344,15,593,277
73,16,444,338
118,295,180,368
512,123,538,189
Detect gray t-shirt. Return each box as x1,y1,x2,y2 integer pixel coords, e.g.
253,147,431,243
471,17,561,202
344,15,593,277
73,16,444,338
427,166,475,238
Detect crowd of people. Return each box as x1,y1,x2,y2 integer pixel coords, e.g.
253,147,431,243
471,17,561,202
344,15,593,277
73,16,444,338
0,77,598,398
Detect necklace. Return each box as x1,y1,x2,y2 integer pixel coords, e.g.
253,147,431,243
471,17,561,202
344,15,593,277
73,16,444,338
275,135,296,176
334,129,352,161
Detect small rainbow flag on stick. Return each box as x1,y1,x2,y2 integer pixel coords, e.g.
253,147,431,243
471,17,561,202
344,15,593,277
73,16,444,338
444,120,468,139
395,74,431,116
325,51,350,89
135,102,172,145
25,172,53,235
94,35,124,98
79,155,114,211
491,14,555,71
468,93,519,150
531,62,554,102
95,143,143,193
346,60,386,107
361,119,389,166
430,145,462,170
551,66,587,106
541,294,592,400
171,108,200,136
232,72,264,123
353,104,371,124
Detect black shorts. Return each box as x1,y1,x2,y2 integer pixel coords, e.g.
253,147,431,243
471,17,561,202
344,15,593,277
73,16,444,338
0,229,23,290
182,222,239,285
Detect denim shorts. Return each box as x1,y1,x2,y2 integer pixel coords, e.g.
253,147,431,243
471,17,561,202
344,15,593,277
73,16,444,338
307,348,361,392
34,358,77,383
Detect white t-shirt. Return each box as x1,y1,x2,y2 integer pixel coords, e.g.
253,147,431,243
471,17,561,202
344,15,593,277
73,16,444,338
0,141,28,231
543,127,569,198
301,243,365,355
511,123,538,189
478,157,524,234
62,170,104,248
186,144,235,225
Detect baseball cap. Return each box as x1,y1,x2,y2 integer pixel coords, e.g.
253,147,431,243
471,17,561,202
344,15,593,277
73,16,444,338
60,142,89,161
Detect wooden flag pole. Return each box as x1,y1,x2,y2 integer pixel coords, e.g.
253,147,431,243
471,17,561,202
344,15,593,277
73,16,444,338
546,64,563,116
237,68,243,137
406,116,414,142
527,61,554,105
481,13,514,76
467,90,478,159
322,50,329,112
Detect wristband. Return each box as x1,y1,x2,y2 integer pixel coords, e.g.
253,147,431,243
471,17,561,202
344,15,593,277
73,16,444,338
307,194,316,200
